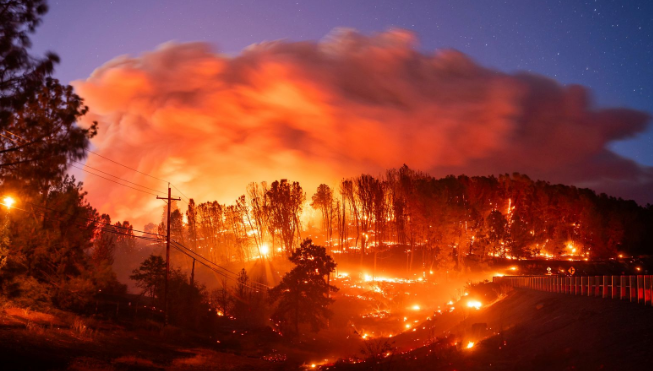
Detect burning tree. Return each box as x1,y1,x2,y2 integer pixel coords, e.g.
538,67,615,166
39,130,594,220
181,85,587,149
268,239,338,335
311,184,335,250
265,179,305,254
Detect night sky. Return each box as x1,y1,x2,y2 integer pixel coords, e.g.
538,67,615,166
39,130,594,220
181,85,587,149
32,0,652,165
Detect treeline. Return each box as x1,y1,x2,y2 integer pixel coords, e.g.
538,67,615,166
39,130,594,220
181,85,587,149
173,166,653,271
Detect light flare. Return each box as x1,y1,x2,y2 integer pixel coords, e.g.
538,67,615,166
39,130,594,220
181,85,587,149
260,243,270,257
467,300,482,310
2,196,15,209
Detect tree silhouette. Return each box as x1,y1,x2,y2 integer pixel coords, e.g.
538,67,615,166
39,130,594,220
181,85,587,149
269,239,337,335
130,254,165,300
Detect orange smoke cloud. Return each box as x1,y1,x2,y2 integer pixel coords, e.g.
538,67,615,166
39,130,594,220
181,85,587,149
73,29,651,228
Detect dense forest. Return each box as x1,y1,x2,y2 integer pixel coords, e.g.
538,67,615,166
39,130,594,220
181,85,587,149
169,166,653,271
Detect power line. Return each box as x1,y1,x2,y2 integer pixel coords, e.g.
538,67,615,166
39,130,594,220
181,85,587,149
3,202,162,243
3,130,193,203
171,184,191,202
83,150,192,203
71,165,162,197
171,240,236,275
73,161,167,195
170,240,269,290
26,201,161,238
85,150,169,184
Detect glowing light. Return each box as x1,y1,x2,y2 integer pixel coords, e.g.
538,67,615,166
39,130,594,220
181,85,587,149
467,341,475,349
2,196,15,209
260,243,270,257
405,324,411,329
412,305,420,311
636,267,641,271
339,272,348,278
510,266,517,271
467,300,482,310
447,301,454,305
311,364,316,368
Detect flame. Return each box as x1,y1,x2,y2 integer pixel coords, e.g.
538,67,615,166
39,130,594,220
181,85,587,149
260,243,270,257
467,341,475,349
2,196,15,209
467,300,482,310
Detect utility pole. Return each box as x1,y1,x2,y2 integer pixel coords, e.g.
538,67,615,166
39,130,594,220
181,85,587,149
190,258,195,287
157,184,181,325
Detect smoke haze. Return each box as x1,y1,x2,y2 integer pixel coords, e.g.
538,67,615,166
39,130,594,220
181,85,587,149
73,29,652,228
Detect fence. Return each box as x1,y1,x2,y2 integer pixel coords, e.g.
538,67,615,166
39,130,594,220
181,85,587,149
493,275,653,306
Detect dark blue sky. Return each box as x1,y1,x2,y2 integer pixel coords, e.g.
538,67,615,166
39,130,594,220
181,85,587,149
32,0,653,165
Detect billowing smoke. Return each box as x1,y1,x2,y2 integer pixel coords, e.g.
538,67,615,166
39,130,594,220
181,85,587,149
73,29,652,228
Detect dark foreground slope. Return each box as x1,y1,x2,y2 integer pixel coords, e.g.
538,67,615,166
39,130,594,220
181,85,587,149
340,287,653,371
462,288,653,370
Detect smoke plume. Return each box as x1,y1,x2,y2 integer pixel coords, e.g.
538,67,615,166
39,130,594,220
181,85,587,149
73,29,652,227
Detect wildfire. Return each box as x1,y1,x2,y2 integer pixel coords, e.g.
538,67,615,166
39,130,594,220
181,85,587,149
260,243,270,257
467,341,475,349
467,300,482,310
2,196,15,209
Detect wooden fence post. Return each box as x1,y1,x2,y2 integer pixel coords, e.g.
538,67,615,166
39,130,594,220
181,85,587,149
586,276,591,296
600,276,605,298
568,277,572,294
644,275,650,305
629,276,635,303
620,276,626,300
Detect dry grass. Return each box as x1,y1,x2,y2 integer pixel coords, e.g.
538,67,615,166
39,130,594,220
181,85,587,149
25,320,45,335
495,283,514,300
4,306,61,325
